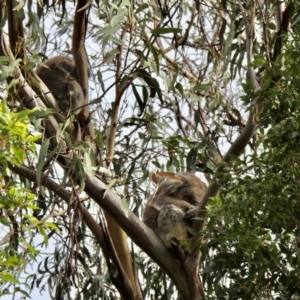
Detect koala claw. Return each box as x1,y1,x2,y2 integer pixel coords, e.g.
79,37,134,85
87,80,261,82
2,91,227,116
184,206,198,223
171,238,186,261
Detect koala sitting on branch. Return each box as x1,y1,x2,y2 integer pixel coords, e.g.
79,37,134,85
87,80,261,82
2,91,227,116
143,172,207,254
36,56,84,115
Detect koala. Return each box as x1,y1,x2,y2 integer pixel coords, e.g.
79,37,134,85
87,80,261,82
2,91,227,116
36,56,84,115
143,172,207,252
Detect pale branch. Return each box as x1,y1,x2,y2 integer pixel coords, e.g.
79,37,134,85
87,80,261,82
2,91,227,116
105,92,122,164
7,0,24,56
72,0,94,136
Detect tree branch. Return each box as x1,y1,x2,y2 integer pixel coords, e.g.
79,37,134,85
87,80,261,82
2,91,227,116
72,0,94,137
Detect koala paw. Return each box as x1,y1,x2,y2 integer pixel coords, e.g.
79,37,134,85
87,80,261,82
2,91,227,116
171,237,186,261
184,205,198,224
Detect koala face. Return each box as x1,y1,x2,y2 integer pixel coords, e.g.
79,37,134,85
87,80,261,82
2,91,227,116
156,204,188,249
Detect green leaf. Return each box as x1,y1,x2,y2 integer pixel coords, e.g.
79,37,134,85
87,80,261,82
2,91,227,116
121,198,129,216
1,272,19,283
148,44,160,74
138,70,158,98
136,3,149,14
193,84,211,91
132,83,146,114
83,148,94,176
103,49,120,64
38,226,48,246
23,134,41,143
135,50,146,64
119,75,129,90
142,85,148,104
43,222,60,231
14,109,32,121
137,69,162,101
75,157,86,190
0,66,13,82
29,108,56,118
1,100,10,114
175,82,184,97
186,148,198,172
169,64,178,91
20,237,39,255
268,22,276,30
14,287,31,298
11,146,25,164
104,179,118,198
0,217,11,227
0,56,9,64
151,78,163,102
151,28,182,34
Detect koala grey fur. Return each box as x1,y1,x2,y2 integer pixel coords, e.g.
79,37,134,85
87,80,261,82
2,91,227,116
143,172,207,250
36,56,84,115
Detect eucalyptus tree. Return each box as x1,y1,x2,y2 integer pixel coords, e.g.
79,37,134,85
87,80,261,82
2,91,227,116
0,0,299,299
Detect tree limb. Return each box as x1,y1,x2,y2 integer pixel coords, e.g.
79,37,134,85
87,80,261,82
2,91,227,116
72,0,94,137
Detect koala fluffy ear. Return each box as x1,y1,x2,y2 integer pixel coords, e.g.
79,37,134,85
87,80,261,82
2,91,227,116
153,172,186,196
153,172,184,183
174,173,189,184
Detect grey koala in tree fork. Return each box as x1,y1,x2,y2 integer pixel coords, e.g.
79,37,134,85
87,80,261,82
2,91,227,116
36,56,84,115
143,172,207,251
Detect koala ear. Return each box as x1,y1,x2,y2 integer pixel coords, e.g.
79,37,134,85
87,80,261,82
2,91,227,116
154,172,182,183
156,180,183,197
155,172,187,187
56,58,76,76
151,172,183,197
174,173,189,184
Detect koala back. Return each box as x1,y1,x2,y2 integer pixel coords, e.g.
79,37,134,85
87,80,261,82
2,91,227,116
37,56,84,114
143,172,207,251
154,172,207,208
